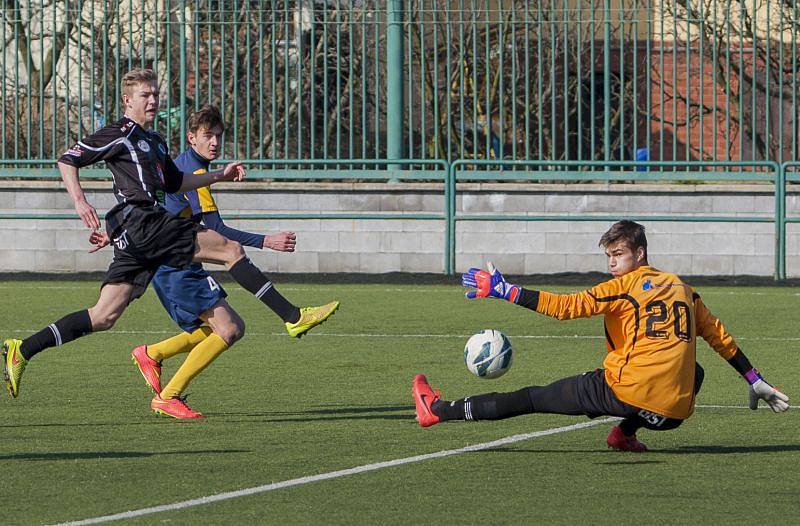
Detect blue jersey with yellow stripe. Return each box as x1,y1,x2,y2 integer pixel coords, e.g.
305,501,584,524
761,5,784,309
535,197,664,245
167,148,264,247
167,147,218,221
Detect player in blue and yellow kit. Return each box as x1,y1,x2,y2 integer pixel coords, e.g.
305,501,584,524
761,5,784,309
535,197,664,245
130,105,338,418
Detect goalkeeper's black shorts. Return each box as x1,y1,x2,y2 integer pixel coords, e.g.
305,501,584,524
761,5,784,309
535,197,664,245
527,364,705,431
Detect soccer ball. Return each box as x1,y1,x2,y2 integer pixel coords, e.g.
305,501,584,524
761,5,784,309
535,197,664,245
464,330,514,379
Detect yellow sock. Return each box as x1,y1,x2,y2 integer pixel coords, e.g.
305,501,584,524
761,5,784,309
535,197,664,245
147,327,213,362
160,333,229,399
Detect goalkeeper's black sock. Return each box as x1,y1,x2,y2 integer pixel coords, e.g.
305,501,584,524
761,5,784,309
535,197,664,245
228,257,300,323
20,310,93,360
432,399,467,421
433,389,535,421
619,417,644,437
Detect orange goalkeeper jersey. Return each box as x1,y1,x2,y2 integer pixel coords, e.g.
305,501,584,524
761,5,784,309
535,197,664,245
533,265,738,419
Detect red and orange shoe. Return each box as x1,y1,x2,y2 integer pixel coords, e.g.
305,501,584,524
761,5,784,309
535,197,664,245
412,374,442,428
606,425,648,453
131,345,162,394
151,395,205,419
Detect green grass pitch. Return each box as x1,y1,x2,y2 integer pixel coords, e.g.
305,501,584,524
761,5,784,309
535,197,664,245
1,279,798,525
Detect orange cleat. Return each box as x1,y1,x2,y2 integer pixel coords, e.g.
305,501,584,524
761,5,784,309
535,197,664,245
131,345,162,394
151,395,205,419
606,425,648,452
412,374,442,428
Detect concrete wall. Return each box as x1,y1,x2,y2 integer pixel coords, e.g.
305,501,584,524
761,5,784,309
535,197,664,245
1,181,797,277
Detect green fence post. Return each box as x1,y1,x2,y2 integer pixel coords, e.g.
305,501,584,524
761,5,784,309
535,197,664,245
179,0,187,151
387,0,404,168
603,0,611,164
778,162,787,280
445,161,456,275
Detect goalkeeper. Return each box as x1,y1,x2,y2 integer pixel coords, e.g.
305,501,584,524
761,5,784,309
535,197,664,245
413,220,789,452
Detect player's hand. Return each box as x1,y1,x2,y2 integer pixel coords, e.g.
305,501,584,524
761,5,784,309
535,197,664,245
264,231,296,252
223,161,246,182
461,261,520,302
746,370,790,413
75,199,101,230
88,229,110,253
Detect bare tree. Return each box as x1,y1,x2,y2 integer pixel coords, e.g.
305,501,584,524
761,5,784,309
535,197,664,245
657,0,798,161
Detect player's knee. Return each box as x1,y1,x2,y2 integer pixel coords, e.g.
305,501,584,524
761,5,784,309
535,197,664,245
216,319,244,346
227,240,245,262
230,318,245,344
88,307,121,331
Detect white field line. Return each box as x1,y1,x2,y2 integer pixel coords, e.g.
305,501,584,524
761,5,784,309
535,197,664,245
696,404,800,410
47,404,797,526
9,329,800,342
50,417,618,526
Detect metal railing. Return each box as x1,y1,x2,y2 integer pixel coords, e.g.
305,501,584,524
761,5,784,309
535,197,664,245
2,159,796,279
447,160,784,277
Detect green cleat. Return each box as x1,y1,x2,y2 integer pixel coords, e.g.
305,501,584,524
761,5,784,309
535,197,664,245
285,301,340,338
3,339,27,398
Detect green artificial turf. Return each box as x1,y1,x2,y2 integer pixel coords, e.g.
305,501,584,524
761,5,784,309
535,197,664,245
1,280,797,525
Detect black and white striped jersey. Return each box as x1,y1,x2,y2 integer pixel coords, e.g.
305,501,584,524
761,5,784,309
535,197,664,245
58,116,183,206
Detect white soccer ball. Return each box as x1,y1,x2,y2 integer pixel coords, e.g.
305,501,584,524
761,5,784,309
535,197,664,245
464,329,514,379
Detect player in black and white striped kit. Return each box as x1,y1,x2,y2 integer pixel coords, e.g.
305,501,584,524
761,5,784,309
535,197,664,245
2,69,339,407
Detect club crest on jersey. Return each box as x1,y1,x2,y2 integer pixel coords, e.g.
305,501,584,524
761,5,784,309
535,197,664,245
642,279,653,291
137,140,151,153
157,143,166,154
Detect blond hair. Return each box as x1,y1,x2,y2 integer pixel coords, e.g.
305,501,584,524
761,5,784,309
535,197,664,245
121,68,158,98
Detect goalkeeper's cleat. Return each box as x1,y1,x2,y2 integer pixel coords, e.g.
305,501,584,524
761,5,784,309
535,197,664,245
3,339,27,398
131,345,162,394
606,425,648,453
413,374,441,428
151,395,205,419
285,301,340,338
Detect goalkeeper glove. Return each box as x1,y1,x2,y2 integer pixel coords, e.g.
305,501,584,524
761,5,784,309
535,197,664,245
745,369,790,413
461,261,520,302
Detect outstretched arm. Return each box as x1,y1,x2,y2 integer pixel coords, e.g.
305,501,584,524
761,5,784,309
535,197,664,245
177,161,245,192
695,294,789,412
461,262,622,320
201,211,265,249
201,212,296,252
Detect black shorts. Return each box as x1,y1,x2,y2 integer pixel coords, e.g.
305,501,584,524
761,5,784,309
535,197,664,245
102,205,205,301
529,364,705,431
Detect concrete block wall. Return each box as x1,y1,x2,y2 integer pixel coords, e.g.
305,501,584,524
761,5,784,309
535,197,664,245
0,181,796,277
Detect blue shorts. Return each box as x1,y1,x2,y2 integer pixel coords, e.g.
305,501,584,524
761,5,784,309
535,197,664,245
151,263,227,333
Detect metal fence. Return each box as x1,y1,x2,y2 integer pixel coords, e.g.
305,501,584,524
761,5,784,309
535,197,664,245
2,1,799,166
1,2,797,278
449,160,787,278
